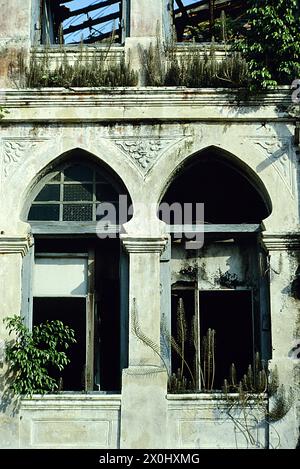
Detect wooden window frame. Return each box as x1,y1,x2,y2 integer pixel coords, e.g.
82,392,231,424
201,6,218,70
32,251,95,392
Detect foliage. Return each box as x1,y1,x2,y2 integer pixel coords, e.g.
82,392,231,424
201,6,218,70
223,352,268,395
4,315,76,396
267,383,294,422
201,328,216,391
222,362,294,447
131,299,170,374
142,41,249,88
185,10,245,43
164,298,196,391
236,0,300,89
22,45,138,88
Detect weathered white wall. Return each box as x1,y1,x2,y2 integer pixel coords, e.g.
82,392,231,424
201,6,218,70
167,395,268,449
0,0,299,451
20,395,121,449
0,98,298,448
171,240,258,289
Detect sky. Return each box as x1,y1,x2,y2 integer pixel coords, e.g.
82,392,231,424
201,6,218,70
62,0,198,43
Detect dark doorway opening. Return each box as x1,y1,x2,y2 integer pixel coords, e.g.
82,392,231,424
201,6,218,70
199,290,253,389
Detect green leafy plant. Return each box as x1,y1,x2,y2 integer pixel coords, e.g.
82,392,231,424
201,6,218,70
4,315,76,396
237,0,300,89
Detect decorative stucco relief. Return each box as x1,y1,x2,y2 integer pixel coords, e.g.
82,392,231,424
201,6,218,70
106,135,192,176
2,138,48,178
250,137,295,196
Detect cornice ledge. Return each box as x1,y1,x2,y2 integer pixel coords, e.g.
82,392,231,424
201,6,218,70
0,86,291,105
263,233,300,251
0,235,33,257
121,236,167,253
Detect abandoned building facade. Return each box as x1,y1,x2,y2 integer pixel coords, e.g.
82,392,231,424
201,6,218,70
0,0,299,449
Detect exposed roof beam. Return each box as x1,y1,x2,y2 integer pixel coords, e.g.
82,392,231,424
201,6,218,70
174,0,189,20
174,0,245,26
174,0,243,17
65,0,121,20
63,11,120,35
77,28,121,44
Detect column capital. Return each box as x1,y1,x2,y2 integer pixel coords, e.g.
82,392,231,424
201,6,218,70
0,235,33,257
121,236,167,254
263,233,300,251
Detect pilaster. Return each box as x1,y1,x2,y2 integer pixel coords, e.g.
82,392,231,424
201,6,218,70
120,235,168,449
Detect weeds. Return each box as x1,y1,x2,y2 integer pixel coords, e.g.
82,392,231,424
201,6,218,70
24,45,138,88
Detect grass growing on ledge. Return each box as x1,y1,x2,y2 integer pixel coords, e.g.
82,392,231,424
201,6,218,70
20,45,138,88
142,41,249,88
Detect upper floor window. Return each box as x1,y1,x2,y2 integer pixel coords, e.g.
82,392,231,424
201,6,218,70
41,0,125,45
173,0,248,43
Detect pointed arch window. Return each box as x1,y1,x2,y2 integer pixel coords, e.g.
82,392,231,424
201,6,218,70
23,158,130,393
28,163,120,223
159,147,272,392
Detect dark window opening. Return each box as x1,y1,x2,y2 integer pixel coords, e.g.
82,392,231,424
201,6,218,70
160,151,271,224
170,288,254,391
32,237,125,393
41,0,124,45
33,297,86,391
199,290,253,389
173,0,248,43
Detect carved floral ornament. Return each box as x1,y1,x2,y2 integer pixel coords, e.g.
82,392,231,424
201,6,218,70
2,138,48,178
106,135,193,175
1,133,194,179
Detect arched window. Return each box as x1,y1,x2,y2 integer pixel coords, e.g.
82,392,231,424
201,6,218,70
159,148,272,392
23,156,131,393
28,163,120,223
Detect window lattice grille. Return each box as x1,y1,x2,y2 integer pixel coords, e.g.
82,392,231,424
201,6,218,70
28,164,119,222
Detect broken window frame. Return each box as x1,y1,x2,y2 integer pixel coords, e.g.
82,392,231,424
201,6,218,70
39,0,127,46
172,0,248,43
22,237,127,393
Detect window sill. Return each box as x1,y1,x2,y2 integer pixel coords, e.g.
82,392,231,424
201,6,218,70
20,393,122,410
21,392,121,399
167,393,268,401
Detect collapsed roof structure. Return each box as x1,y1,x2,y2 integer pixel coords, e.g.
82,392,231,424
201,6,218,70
173,0,246,41
43,0,246,44
42,0,123,44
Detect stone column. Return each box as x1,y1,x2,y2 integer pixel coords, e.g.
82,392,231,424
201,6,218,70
0,235,31,447
263,233,300,449
125,0,172,85
120,236,169,449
